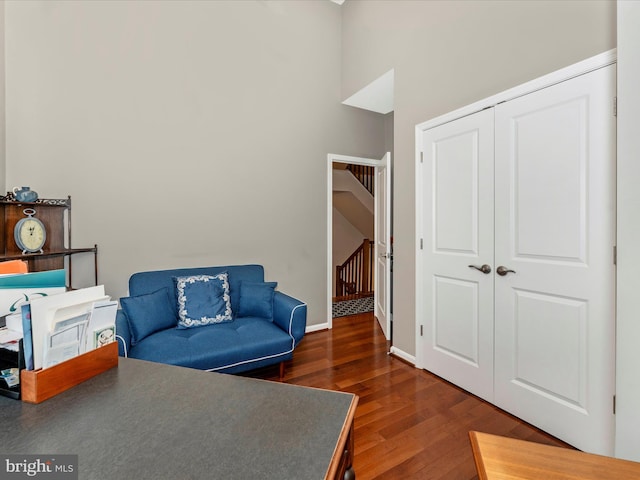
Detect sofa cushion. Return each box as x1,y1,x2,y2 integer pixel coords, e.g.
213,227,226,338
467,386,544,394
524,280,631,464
174,273,233,329
128,265,265,318
120,287,177,346
238,281,277,319
128,317,294,371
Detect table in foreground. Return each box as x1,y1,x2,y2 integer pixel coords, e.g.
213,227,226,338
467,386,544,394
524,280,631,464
469,431,640,480
0,357,358,480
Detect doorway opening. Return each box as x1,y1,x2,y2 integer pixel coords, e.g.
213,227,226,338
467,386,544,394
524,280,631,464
332,162,376,319
326,153,392,339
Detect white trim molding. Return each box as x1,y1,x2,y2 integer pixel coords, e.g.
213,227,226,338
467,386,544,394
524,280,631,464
306,322,329,333
390,346,416,366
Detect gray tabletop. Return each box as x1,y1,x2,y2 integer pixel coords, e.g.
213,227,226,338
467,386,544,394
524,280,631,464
0,358,356,480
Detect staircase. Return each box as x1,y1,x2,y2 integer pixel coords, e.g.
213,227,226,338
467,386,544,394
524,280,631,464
333,163,376,300
346,164,374,195
335,238,374,298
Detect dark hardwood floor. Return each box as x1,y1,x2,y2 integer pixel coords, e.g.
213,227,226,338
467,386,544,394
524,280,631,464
252,312,572,479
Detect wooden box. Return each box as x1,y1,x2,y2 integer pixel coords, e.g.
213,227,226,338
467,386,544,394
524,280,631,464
20,341,118,404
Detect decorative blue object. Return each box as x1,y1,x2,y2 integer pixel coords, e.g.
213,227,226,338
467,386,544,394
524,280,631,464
238,281,278,319
175,273,233,328
12,186,38,203
114,265,307,375
120,287,178,346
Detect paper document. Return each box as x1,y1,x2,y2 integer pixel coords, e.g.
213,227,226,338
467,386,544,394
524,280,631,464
29,285,106,370
0,269,66,316
43,320,88,369
87,301,117,350
0,327,22,344
4,312,23,334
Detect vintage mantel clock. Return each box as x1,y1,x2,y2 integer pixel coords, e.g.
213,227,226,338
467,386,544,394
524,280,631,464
14,208,46,253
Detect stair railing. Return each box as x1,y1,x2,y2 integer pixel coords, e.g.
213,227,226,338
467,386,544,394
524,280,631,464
336,238,375,297
346,164,374,196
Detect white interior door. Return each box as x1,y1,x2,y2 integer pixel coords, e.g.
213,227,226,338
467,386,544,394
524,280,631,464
421,109,495,402
493,65,616,455
374,152,391,339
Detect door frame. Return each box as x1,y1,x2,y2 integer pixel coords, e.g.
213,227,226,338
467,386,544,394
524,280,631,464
326,153,391,334
415,49,617,369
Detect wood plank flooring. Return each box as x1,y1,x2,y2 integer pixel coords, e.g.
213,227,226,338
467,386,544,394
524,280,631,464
251,312,573,480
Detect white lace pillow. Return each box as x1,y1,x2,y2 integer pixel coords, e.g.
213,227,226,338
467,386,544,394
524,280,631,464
174,273,232,328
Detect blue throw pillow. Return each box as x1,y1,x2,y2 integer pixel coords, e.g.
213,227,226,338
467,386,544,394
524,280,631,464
174,273,232,328
120,287,177,346
238,281,277,319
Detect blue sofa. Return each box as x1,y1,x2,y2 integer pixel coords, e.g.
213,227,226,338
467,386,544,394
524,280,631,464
115,265,307,376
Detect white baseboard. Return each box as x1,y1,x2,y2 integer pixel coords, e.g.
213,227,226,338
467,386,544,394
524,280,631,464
389,346,416,366
306,322,329,333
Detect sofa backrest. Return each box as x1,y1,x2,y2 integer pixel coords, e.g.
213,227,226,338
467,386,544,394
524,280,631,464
128,265,265,319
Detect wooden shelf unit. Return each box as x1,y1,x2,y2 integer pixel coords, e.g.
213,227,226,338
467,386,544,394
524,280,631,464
0,194,98,288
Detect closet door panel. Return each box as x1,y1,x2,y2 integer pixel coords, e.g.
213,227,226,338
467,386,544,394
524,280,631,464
421,109,495,402
511,101,586,261
511,290,587,403
494,65,616,455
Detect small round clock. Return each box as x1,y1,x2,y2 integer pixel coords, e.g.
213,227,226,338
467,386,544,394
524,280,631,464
14,208,46,253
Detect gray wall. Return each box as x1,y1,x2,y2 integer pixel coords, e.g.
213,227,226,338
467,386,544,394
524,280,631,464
3,0,386,325
0,1,5,192
342,0,616,356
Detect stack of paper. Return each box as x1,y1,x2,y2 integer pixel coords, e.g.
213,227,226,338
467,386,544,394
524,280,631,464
0,327,22,352
18,285,118,370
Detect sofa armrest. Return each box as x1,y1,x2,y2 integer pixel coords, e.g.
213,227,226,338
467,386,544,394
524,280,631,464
115,309,131,357
273,292,307,344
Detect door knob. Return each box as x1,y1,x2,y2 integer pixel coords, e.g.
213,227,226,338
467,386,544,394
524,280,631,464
468,264,491,274
496,266,516,276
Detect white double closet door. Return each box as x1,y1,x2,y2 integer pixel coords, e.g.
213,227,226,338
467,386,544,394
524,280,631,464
420,64,616,455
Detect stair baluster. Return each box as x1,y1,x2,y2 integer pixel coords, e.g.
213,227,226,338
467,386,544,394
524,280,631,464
346,164,374,196
336,239,375,297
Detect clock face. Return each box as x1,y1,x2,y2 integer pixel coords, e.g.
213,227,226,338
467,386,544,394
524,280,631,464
15,217,46,253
